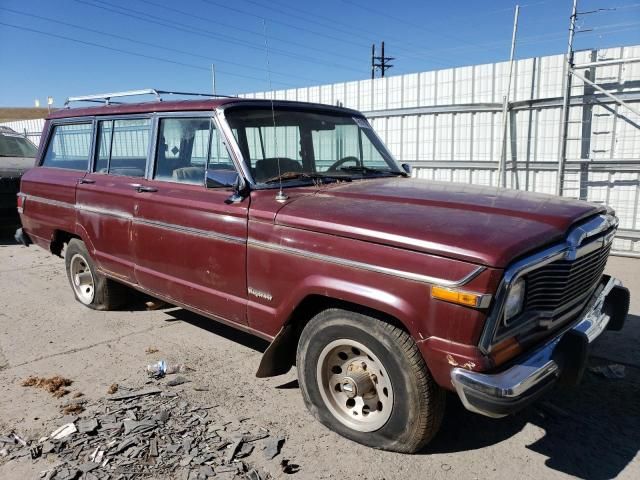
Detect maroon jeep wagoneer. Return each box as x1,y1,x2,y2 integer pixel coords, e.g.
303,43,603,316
16,90,630,453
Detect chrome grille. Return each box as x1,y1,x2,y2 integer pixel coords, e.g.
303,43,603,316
524,241,611,315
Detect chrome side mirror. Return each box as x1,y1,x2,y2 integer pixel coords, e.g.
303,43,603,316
401,163,412,175
206,169,239,189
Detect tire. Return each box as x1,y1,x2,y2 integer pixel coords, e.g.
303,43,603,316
296,308,445,453
64,239,127,310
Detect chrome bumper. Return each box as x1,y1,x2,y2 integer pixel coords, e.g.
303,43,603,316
451,276,630,418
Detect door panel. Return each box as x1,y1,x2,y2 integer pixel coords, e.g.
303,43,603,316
76,174,139,281
132,116,249,325
76,118,151,282
133,183,249,324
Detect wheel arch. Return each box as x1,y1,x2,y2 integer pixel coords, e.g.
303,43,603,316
50,229,81,257
256,294,412,378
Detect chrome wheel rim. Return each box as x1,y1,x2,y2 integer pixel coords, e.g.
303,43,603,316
70,253,95,305
317,339,393,432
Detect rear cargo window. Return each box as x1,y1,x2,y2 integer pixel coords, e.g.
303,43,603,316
41,123,92,170
95,119,150,177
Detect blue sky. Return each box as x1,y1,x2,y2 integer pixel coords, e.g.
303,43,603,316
0,0,639,107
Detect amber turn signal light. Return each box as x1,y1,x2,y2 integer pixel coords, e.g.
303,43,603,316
491,337,523,367
431,286,491,308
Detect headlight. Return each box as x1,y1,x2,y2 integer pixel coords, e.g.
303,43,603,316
503,278,526,325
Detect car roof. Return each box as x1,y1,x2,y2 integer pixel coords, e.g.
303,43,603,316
47,98,362,120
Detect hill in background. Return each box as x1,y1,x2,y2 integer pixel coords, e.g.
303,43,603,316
0,108,50,122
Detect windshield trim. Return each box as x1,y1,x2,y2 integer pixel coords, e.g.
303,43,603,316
216,102,403,188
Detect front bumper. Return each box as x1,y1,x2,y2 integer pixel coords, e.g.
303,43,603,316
451,276,630,418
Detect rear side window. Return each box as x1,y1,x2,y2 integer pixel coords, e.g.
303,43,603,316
41,123,92,170
95,119,150,177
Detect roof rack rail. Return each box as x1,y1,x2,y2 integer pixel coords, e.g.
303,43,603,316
64,88,235,107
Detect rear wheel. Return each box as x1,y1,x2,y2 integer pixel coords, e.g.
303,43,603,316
64,239,127,310
296,308,445,453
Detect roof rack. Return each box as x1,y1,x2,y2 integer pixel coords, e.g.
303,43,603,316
64,89,235,107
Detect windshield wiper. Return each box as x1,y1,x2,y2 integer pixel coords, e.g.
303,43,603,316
263,171,351,184
339,166,404,176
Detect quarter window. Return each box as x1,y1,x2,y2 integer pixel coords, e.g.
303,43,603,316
42,123,92,170
154,118,235,185
95,119,150,177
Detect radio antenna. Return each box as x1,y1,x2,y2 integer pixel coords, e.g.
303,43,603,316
262,19,287,203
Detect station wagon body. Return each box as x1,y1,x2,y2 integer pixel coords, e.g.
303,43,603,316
15,93,630,452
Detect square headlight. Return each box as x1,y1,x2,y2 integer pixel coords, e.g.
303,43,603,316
503,278,526,325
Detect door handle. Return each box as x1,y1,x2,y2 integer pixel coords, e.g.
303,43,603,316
135,185,158,193
78,178,95,184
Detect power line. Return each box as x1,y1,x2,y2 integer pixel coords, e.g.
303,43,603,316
0,6,321,84
138,0,364,64
0,20,295,86
341,0,506,55
198,0,372,51
241,0,461,67
75,0,363,73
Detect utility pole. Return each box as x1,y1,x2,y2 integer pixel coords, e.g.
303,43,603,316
371,44,375,80
557,0,578,196
371,41,394,78
211,64,217,96
497,5,520,189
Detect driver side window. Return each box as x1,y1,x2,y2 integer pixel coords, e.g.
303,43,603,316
154,118,234,185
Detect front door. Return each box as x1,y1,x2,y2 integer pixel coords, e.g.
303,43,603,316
132,116,249,325
76,118,152,283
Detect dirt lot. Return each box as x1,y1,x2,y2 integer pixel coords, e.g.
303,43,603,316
0,231,638,480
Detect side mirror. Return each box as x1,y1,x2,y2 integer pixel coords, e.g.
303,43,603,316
206,169,240,189
401,163,412,175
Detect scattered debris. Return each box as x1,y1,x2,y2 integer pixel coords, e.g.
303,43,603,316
147,360,167,378
166,376,188,387
76,419,99,434
107,383,119,395
9,433,28,447
441,463,452,471
589,364,626,379
50,423,77,440
106,387,162,401
72,392,84,399
145,299,168,310
30,444,42,459
3,384,290,479
281,459,300,474
21,375,73,398
62,404,85,415
263,436,285,460
145,346,160,354
147,361,192,379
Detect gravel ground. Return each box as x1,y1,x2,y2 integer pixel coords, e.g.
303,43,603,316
0,231,639,480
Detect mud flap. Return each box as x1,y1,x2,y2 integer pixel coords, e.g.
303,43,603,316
256,324,296,378
554,330,589,387
604,285,630,331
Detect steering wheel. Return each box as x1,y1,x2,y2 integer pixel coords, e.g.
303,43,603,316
327,156,360,171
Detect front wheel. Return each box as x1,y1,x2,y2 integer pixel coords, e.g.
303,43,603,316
65,239,127,310
296,308,445,453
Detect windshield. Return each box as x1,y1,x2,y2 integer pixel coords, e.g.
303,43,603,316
0,133,38,157
224,107,402,184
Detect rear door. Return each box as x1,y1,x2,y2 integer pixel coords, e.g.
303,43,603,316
132,115,249,325
76,117,152,283
19,120,92,244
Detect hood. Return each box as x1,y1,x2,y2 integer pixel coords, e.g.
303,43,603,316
0,156,36,178
274,177,605,268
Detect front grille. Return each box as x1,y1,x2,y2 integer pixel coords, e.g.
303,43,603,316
524,240,611,317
